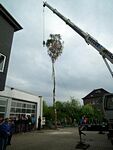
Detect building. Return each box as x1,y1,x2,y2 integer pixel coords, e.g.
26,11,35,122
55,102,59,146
82,88,110,111
0,86,43,128
0,4,22,91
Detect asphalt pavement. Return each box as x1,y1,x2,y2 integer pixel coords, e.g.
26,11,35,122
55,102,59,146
7,127,113,150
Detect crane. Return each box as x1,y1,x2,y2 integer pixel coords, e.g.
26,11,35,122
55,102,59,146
43,1,113,78
43,1,113,145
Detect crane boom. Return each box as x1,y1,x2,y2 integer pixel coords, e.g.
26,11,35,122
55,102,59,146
43,1,113,77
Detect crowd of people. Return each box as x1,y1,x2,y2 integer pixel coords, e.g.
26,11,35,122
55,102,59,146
13,114,36,133
0,114,37,150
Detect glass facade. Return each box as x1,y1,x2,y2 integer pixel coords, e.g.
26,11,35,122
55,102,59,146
0,96,37,118
0,96,8,117
10,99,37,117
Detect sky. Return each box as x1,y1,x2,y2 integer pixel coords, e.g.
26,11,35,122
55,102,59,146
1,0,113,105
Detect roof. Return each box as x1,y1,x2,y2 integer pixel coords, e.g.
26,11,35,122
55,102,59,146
82,88,110,100
0,86,41,103
0,4,22,31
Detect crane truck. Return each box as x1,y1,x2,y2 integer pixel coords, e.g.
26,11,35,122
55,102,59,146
43,1,113,144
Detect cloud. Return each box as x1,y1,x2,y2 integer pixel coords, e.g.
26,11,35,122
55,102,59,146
1,0,113,105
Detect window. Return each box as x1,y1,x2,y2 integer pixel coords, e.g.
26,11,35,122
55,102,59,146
105,95,113,110
16,108,21,113
0,53,6,72
22,109,26,113
27,104,31,109
22,103,26,108
0,100,7,106
17,103,21,107
0,106,5,112
31,109,35,113
26,109,31,113
0,97,7,114
11,101,17,107
11,108,16,113
106,98,113,110
10,99,36,115
32,105,35,109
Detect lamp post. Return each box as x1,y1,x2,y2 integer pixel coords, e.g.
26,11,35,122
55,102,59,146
46,34,64,128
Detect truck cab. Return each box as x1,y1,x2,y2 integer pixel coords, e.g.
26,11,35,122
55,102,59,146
103,94,113,144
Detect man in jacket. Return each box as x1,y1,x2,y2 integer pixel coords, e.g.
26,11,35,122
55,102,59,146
0,118,10,150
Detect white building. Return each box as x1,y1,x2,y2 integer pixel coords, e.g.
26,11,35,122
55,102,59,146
0,86,43,128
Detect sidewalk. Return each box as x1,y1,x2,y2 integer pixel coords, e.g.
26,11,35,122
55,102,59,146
7,127,113,150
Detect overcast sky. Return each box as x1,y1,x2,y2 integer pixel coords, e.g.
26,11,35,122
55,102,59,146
1,0,113,105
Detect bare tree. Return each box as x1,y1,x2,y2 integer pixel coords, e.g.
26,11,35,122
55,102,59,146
46,34,64,128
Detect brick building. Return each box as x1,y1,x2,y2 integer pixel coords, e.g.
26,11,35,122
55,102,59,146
82,88,110,111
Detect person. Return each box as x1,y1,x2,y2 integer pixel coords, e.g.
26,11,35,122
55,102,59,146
79,116,84,125
0,118,10,150
38,116,41,130
7,118,15,145
27,115,32,132
31,115,36,130
78,124,86,143
0,117,5,150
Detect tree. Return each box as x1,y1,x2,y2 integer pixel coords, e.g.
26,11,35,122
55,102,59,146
63,98,81,124
81,104,103,124
43,101,54,121
46,34,64,128
56,101,66,122
81,104,94,117
55,98,81,125
43,100,49,117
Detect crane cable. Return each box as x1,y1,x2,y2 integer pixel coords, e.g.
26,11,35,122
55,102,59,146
43,4,46,47
42,3,73,102
42,2,76,102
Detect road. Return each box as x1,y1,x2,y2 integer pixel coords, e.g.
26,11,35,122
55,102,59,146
7,127,113,150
